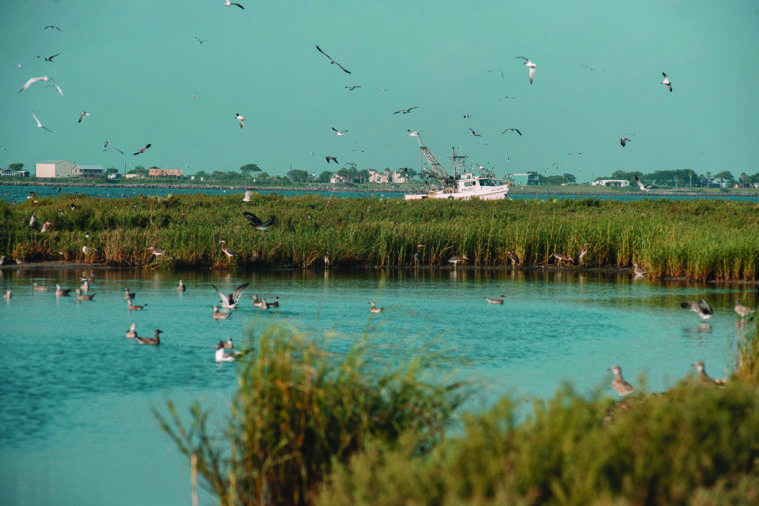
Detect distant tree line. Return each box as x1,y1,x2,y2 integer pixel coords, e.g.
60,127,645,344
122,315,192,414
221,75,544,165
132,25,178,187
597,169,759,188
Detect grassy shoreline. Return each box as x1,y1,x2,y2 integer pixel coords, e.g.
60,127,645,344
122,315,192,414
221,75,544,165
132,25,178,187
2,192,758,281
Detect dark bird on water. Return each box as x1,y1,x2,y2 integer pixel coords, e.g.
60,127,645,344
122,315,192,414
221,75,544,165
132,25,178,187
242,211,275,232
136,329,162,345
133,143,151,155
315,45,351,74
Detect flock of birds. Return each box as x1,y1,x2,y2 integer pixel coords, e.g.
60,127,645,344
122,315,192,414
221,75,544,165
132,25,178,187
14,9,680,184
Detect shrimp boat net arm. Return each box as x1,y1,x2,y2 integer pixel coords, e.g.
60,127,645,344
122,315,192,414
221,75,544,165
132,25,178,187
413,133,454,185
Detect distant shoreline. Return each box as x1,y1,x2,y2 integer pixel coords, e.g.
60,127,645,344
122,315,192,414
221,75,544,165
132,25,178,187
2,180,758,199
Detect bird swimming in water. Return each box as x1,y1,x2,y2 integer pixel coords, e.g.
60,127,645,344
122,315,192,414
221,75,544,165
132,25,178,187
369,301,383,313
485,295,504,304
177,280,186,292
136,329,162,345
213,305,231,320
127,299,147,311
215,341,242,361
735,300,755,319
75,288,95,302
126,323,137,339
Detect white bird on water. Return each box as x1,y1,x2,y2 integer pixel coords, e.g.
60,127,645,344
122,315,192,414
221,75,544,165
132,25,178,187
19,76,63,96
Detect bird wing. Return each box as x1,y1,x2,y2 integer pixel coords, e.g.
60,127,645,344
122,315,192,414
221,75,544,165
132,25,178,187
262,216,275,227
31,111,42,127
699,299,714,315
231,282,250,304
242,211,263,226
681,301,703,314
19,76,42,93
211,283,231,306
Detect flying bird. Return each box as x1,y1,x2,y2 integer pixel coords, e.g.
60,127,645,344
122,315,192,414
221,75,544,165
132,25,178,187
242,189,254,202
235,112,245,128
37,53,60,62
681,299,714,321
133,143,151,155
325,156,338,163
44,25,62,31
19,76,63,96
332,127,348,136
224,0,245,9
212,282,250,309
393,106,418,115
345,85,360,91
77,111,90,123
242,211,275,231
620,137,631,147
502,128,522,136
315,45,351,74
104,146,124,154
469,127,481,137
407,130,420,137
194,36,207,44
634,175,649,192
31,111,54,133
660,72,673,92
516,56,536,84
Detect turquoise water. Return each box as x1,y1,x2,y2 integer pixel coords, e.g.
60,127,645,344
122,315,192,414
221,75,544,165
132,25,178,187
0,267,754,505
3,183,759,205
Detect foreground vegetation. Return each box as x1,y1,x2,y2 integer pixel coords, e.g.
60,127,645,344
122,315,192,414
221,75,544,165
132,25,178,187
157,319,759,506
2,192,758,281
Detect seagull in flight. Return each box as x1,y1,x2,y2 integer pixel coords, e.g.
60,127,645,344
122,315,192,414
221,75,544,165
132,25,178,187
634,175,649,192
315,45,351,74
224,0,244,9
393,106,418,115
502,128,522,135
31,111,54,133
515,56,536,84
469,127,481,137
325,156,338,163
407,130,420,137
37,53,60,62
332,127,348,136
345,85,360,91
43,25,61,31
235,112,245,128
19,76,63,96
104,146,124,154
78,111,90,123
194,36,208,44
242,189,254,202
243,211,275,231
133,143,151,155
620,137,631,147
660,72,673,92
212,282,249,309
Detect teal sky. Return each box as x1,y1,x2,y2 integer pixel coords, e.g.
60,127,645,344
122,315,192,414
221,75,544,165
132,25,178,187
1,1,758,182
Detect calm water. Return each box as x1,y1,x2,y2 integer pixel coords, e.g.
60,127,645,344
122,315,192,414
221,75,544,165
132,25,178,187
3,183,759,204
0,267,754,505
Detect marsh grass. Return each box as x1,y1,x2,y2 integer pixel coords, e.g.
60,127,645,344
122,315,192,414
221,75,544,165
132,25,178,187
154,324,468,506
2,194,758,280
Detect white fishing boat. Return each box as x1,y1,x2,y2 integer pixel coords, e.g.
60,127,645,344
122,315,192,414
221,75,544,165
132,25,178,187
404,133,511,200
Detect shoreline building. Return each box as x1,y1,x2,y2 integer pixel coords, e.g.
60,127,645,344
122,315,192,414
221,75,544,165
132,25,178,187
36,160,76,178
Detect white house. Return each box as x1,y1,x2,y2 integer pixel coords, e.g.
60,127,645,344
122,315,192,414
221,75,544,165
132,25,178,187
36,160,76,178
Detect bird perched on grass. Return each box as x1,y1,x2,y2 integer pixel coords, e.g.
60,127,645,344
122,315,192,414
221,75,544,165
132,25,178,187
242,211,275,232
609,365,635,396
